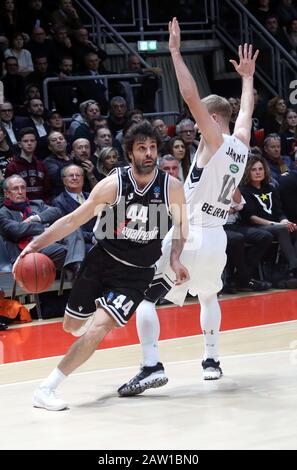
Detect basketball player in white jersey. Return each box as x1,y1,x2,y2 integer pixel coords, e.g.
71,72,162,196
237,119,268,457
118,18,259,396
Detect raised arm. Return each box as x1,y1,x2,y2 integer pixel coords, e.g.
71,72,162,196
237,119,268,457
230,44,259,147
168,17,222,148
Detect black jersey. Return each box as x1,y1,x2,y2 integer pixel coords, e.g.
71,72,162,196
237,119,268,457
94,166,171,267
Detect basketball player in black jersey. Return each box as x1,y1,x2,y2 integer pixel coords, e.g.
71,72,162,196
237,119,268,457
15,120,189,411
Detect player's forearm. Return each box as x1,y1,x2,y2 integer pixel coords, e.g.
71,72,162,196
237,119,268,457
28,214,80,251
170,221,187,266
170,50,200,106
239,76,254,120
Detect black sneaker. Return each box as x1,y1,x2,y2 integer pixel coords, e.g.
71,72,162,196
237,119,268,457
239,279,272,292
117,362,168,396
202,358,223,380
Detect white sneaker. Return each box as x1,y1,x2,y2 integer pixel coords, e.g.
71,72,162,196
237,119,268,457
32,386,68,411
202,358,223,380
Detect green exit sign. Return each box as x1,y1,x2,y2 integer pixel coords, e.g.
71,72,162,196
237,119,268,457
137,40,158,51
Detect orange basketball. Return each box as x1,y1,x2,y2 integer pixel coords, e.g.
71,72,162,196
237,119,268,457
14,253,56,294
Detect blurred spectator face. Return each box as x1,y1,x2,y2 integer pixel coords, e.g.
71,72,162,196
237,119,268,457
4,176,27,204
28,99,44,117
76,28,89,44
160,159,179,179
48,113,64,131
19,133,37,155
228,97,240,118
264,137,281,161
178,124,196,145
4,0,15,12
265,17,278,33
0,103,14,123
26,85,41,100
30,0,43,10
152,119,168,138
102,149,118,173
55,28,69,43
85,53,100,72
72,138,91,161
0,127,7,143
286,110,297,128
275,99,287,115
36,57,48,74
128,55,141,71
110,100,127,119
60,58,73,75
62,165,84,193
5,58,19,75
171,138,186,161
85,103,101,121
61,0,75,12
48,131,67,154
12,34,24,50
290,19,297,32
250,161,265,186
32,28,46,44
95,128,112,148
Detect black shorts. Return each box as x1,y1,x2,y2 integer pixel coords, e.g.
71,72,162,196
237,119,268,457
65,244,155,327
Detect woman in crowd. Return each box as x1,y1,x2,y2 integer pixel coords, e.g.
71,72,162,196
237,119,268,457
280,108,297,160
167,136,189,182
95,146,119,180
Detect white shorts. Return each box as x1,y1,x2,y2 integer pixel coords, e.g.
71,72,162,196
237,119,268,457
148,225,227,306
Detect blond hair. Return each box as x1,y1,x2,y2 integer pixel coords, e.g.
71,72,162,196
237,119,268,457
201,94,232,121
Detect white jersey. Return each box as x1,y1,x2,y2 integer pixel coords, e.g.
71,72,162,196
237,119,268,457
184,134,249,227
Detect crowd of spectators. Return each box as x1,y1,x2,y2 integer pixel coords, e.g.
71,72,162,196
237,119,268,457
2,0,297,307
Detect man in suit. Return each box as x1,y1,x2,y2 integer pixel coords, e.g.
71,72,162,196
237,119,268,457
52,164,96,253
0,175,85,273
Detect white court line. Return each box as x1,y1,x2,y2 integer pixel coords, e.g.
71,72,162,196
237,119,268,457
0,347,294,388
1,318,297,368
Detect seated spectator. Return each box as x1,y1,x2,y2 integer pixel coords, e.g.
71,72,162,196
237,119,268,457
279,171,297,224
26,55,57,92
107,96,129,138
22,98,50,159
0,0,22,39
263,14,291,50
46,111,67,136
4,32,34,77
52,164,96,253
20,0,52,35
71,138,100,192
0,101,22,152
240,155,297,276
43,131,73,197
68,99,99,138
78,51,108,114
0,123,14,175
167,136,189,182
223,188,273,293
0,174,65,269
27,27,53,64
263,133,295,182
151,117,171,154
72,27,107,72
175,118,199,165
276,0,297,28
0,174,85,276
50,26,73,71
5,127,51,202
51,0,82,36
95,147,119,179
286,18,297,57
1,56,26,110
263,96,287,136
48,56,80,116
251,0,275,25
159,155,180,180
72,100,101,145
228,96,240,134
280,108,297,160
121,54,161,112
93,126,125,166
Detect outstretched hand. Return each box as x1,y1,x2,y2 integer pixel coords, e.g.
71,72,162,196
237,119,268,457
169,17,181,53
229,44,259,79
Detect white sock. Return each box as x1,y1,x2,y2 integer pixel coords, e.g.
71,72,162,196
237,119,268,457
136,300,160,366
199,293,221,362
40,368,66,391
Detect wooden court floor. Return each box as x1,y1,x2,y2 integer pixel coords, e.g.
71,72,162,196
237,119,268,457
0,290,297,450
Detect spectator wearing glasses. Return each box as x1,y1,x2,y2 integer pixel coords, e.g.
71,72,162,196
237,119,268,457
0,101,23,152
175,118,199,165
